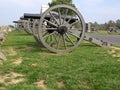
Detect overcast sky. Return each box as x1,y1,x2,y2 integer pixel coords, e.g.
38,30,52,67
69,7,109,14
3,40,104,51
0,0,120,26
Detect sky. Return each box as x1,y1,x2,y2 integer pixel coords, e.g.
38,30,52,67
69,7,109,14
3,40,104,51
0,0,120,26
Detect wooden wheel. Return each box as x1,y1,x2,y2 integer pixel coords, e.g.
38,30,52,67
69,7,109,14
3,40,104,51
38,4,85,53
24,19,34,35
33,19,44,46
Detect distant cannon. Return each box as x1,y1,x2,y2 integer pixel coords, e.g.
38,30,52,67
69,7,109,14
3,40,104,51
107,27,120,35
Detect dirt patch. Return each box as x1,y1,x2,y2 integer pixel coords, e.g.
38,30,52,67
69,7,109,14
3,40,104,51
31,63,38,67
109,46,120,50
9,48,17,56
34,80,47,90
4,47,17,56
7,78,24,85
0,61,3,65
81,81,90,90
0,87,5,90
0,76,7,83
112,54,120,58
117,59,120,62
108,46,120,58
108,49,115,55
0,72,24,86
23,47,34,51
10,72,24,78
13,57,23,65
57,81,65,88
0,51,7,61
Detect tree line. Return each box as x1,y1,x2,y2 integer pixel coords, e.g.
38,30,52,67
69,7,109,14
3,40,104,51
90,19,120,30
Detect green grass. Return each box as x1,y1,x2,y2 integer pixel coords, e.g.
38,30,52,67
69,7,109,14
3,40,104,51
0,30,120,90
87,30,120,36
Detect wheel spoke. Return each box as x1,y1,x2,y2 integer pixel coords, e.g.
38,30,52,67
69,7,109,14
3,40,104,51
63,8,69,24
45,36,49,42
53,33,58,43
62,34,67,49
66,16,72,23
70,20,80,27
58,8,62,25
67,28,82,38
40,28,57,31
49,11,59,26
43,31,48,37
49,35,54,46
44,19,58,27
44,32,55,38
57,34,62,49
65,33,75,45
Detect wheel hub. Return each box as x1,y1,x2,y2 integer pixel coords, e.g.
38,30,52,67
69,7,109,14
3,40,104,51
58,25,68,35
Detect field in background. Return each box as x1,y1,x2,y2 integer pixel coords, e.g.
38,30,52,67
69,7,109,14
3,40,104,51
87,30,120,36
0,30,120,90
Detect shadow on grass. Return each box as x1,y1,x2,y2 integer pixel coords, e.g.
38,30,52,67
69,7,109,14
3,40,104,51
3,41,99,54
2,41,50,53
81,42,99,47
10,30,31,36
13,33,32,36
17,43,50,53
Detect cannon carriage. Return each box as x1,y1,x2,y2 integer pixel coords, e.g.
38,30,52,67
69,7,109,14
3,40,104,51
14,4,85,53
14,4,111,53
14,4,110,53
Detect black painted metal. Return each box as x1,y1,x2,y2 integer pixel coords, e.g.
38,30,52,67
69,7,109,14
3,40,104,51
24,13,77,23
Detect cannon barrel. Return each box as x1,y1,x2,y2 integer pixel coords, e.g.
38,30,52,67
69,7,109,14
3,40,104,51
24,13,77,22
24,13,41,19
13,20,23,23
13,21,19,23
23,13,54,21
20,16,28,20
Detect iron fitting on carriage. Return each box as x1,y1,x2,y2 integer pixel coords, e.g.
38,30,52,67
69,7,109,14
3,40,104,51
58,25,68,35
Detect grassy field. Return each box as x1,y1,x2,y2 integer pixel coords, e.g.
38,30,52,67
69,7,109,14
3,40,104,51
0,30,120,90
87,30,120,36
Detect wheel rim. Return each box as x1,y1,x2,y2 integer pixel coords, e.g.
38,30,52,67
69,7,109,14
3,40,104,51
33,19,43,45
24,19,34,35
38,4,85,53
33,19,39,37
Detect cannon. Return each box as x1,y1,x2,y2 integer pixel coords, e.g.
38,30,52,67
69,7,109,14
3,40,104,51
13,20,25,30
14,4,110,53
13,18,34,34
14,4,85,53
107,27,120,35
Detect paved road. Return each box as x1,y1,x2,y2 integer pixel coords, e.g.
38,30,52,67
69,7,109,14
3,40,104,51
86,34,120,45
